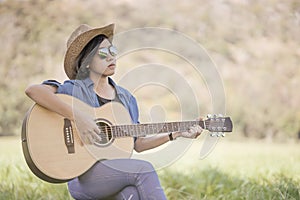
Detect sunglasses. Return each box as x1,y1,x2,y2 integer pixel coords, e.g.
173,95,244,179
98,45,118,59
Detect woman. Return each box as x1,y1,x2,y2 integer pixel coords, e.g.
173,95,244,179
25,23,203,200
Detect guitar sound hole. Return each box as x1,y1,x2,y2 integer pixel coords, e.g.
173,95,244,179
94,121,113,146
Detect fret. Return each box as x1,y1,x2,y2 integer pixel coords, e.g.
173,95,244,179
138,125,142,136
152,124,158,133
144,124,149,135
171,122,175,132
175,122,179,131
181,121,191,132
113,126,119,137
162,123,168,132
120,125,127,137
128,125,135,137
151,124,156,134
111,126,116,137
134,124,139,137
145,124,151,135
120,125,124,137
167,122,173,132
125,125,130,136
142,124,149,135
133,124,137,137
137,124,145,136
139,124,146,136
116,125,121,137
134,125,138,136
124,125,129,137
114,125,119,137
117,126,121,137
157,123,165,133
192,121,198,126
137,124,142,137
178,122,184,132
136,125,141,136
171,122,176,132
147,124,153,135
162,123,167,133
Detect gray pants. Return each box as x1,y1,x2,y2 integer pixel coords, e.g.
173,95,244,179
68,159,167,200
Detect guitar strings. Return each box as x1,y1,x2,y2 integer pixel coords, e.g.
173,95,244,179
96,120,219,138
95,120,224,136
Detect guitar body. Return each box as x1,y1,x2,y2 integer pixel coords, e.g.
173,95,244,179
22,94,233,183
22,94,134,183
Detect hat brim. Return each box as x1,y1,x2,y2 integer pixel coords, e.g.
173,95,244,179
64,23,115,79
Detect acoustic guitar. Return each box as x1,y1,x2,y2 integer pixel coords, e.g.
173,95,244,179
21,94,233,183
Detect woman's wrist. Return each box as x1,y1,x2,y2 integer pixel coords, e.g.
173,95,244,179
169,132,181,141
168,133,174,141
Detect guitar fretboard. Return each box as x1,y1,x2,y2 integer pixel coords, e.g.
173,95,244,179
109,120,206,138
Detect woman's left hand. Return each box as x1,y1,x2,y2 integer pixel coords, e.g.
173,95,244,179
180,124,203,139
172,123,203,140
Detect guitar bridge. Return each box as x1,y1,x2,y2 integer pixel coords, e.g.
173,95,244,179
63,118,75,154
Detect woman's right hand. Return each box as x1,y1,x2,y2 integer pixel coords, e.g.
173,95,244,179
25,84,102,145
72,109,102,145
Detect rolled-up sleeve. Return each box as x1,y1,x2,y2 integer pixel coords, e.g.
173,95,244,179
42,80,61,88
42,80,75,95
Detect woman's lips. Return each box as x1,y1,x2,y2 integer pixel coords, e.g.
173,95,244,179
108,64,115,69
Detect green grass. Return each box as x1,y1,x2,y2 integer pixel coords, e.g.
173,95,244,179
1,136,299,200
159,138,300,200
160,168,300,200
0,137,72,200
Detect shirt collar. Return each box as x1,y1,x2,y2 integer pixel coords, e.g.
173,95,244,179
82,77,94,88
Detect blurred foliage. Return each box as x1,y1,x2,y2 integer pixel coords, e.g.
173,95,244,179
0,0,299,140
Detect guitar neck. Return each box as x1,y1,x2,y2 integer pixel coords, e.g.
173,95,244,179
110,120,206,138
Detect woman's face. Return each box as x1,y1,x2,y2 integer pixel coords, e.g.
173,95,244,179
89,38,116,77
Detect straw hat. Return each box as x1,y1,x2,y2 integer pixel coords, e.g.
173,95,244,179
64,23,115,79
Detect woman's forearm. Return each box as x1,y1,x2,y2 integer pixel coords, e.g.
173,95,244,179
134,132,182,152
25,84,74,120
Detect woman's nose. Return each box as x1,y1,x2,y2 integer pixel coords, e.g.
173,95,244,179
106,53,114,61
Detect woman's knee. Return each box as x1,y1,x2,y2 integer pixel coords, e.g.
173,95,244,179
135,160,156,174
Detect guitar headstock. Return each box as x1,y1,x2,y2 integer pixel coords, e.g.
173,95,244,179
205,114,233,137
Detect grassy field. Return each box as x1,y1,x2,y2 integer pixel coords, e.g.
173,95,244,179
0,136,299,200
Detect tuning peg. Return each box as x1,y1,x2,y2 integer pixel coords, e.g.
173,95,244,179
210,132,217,137
207,114,212,119
218,114,223,117
210,132,226,137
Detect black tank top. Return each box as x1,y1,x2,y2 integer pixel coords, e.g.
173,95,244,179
96,93,121,106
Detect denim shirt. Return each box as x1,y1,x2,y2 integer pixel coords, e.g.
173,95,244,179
42,77,139,124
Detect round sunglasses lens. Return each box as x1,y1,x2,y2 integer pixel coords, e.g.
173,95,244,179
109,46,118,56
98,48,109,59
